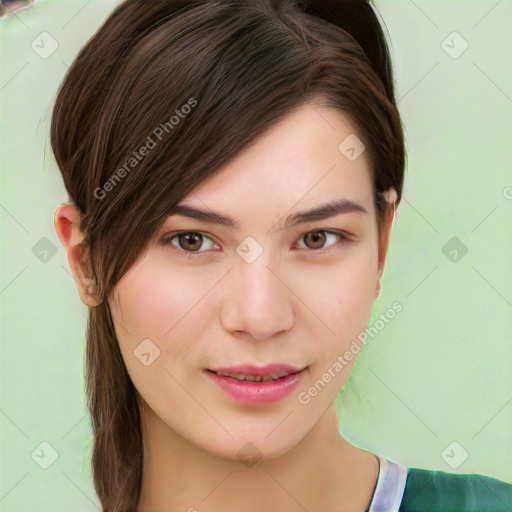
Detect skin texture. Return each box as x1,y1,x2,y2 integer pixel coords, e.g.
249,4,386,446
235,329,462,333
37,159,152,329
55,104,395,511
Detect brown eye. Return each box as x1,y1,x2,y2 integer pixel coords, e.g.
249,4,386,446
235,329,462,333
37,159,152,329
295,230,350,252
161,229,350,259
303,231,327,249
162,232,217,255
176,233,203,251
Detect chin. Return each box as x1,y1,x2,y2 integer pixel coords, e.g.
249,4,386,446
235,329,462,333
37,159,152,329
200,427,303,465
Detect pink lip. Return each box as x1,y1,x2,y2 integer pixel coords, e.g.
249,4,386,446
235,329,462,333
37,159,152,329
205,364,307,405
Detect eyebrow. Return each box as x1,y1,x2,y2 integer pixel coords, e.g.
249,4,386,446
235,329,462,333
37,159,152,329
168,198,369,232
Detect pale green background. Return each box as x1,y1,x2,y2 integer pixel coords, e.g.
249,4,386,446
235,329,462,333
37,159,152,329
1,0,511,510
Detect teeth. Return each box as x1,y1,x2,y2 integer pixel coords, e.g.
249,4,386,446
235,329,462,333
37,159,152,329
218,371,290,382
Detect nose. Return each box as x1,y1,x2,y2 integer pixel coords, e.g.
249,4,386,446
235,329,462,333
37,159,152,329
220,254,295,341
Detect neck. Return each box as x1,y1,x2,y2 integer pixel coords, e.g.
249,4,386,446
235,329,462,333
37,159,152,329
137,402,379,512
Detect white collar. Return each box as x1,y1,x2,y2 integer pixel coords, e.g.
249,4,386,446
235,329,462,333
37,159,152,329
367,456,408,512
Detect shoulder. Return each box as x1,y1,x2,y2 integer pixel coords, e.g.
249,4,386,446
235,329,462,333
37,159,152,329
399,466,512,511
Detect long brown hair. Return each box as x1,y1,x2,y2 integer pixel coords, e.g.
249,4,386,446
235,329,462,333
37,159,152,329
50,0,406,509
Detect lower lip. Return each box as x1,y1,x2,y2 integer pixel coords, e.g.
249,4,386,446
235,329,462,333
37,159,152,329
205,369,305,405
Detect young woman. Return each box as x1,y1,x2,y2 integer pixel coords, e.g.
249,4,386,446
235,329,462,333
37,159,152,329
51,0,512,510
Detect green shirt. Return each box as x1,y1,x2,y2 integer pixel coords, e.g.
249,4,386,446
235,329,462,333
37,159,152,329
366,456,512,511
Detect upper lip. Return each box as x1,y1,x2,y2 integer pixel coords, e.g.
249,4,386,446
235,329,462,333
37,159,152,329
207,363,306,377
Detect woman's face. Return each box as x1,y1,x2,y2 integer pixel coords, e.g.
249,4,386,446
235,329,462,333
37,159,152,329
109,104,390,461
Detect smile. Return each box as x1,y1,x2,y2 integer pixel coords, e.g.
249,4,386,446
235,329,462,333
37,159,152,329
205,367,307,404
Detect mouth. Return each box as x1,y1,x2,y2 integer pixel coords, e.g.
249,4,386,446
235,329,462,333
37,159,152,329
207,370,296,382
207,362,306,379
204,364,308,404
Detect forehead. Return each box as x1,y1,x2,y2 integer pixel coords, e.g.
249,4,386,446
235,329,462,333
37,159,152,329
177,104,374,218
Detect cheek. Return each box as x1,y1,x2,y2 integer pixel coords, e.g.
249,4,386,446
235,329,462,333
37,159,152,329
296,247,378,401
113,255,202,343
111,255,220,378
116,269,175,342
338,249,378,318
296,244,378,339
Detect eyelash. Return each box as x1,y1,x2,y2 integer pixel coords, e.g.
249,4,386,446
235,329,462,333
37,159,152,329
160,230,353,259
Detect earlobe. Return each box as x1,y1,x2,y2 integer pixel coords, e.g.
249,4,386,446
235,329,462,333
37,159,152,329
54,204,102,307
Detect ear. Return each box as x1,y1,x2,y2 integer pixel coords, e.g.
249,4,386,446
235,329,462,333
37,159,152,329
375,203,396,299
54,204,102,307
